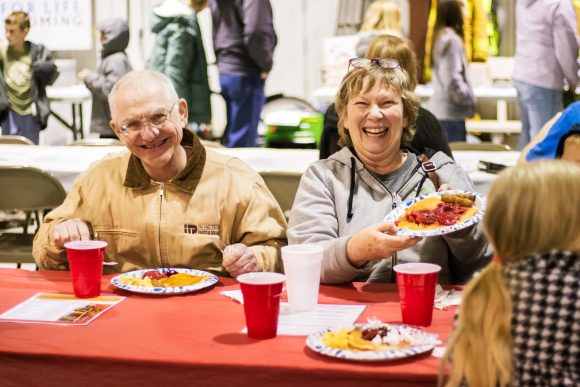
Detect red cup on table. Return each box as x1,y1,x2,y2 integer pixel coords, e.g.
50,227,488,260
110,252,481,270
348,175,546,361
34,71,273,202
237,272,285,340
393,263,441,327
64,240,107,299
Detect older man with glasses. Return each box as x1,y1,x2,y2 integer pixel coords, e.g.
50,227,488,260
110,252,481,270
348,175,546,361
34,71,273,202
33,70,287,277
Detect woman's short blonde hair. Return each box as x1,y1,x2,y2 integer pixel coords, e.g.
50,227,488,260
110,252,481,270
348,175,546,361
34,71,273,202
365,34,419,90
334,64,419,149
484,160,580,261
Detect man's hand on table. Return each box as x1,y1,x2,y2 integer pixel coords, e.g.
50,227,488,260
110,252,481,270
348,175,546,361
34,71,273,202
51,218,91,249
222,243,261,277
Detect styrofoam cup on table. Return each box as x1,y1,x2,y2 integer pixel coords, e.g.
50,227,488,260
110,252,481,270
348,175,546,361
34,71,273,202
281,244,323,312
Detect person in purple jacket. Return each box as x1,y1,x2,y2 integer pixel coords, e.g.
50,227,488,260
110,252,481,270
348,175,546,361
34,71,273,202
513,0,579,150
208,0,277,147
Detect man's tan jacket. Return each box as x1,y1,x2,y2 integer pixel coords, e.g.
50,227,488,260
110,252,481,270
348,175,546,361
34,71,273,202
33,132,287,275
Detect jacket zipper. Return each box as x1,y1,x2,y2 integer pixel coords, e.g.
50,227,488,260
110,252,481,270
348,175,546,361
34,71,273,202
390,197,398,282
370,164,421,283
388,162,424,282
365,167,401,283
158,183,165,267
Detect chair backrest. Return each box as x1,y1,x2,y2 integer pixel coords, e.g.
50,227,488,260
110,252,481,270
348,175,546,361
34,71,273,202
0,166,67,212
69,138,122,146
259,171,302,218
449,141,511,152
0,135,35,145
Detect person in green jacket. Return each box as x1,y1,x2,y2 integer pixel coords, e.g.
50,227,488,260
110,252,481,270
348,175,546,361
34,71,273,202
148,0,212,136
0,11,59,144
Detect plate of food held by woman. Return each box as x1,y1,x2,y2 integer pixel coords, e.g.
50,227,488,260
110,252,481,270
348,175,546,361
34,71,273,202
384,190,485,237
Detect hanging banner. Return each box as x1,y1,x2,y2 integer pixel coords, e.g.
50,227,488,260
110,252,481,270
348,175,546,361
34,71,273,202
0,0,92,50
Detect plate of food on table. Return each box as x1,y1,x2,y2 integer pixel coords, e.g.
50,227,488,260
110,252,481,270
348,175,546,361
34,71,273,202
306,319,439,361
111,268,218,295
384,190,485,237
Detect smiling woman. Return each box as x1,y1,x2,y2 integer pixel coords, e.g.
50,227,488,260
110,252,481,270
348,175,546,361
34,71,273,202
335,62,418,175
343,80,407,174
287,59,491,285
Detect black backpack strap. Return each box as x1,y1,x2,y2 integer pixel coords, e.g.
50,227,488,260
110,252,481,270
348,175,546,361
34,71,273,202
417,153,440,191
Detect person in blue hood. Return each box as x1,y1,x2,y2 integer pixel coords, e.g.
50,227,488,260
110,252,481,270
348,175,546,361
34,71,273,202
78,18,132,138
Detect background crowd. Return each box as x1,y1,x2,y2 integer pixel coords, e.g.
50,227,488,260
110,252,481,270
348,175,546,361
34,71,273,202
1,0,580,157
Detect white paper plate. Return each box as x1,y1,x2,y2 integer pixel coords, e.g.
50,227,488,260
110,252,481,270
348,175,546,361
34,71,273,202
384,190,485,237
306,323,438,361
111,268,218,295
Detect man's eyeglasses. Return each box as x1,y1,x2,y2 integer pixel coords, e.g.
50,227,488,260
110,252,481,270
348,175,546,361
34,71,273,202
348,58,400,72
119,103,177,136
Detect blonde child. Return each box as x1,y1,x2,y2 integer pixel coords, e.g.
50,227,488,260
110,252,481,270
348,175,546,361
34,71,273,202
440,160,580,386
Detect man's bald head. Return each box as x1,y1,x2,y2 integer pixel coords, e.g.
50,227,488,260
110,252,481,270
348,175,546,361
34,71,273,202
109,70,179,119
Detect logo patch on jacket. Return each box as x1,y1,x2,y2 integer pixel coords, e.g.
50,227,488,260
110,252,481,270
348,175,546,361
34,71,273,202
184,224,220,236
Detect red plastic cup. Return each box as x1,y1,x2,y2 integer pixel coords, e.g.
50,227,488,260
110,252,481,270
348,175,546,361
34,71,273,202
64,240,107,298
394,263,441,327
237,272,285,340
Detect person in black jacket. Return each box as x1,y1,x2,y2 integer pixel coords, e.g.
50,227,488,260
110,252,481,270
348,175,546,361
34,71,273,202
319,34,452,160
0,11,59,144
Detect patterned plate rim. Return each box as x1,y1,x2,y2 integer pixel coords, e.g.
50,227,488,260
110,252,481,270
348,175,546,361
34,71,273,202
110,268,219,295
305,323,439,362
383,189,486,237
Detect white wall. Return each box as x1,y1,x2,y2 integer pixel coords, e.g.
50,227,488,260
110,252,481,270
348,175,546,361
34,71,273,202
300,0,339,104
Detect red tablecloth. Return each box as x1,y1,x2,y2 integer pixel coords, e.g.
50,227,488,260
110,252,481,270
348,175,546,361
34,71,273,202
0,269,458,386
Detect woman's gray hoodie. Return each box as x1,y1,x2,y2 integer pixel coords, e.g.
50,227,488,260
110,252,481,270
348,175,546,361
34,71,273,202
513,0,579,90
288,147,491,284
83,18,132,136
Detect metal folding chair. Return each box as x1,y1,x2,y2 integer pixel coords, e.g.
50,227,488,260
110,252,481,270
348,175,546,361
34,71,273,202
259,171,303,220
0,135,35,145
449,141,512,152
0,166,67,268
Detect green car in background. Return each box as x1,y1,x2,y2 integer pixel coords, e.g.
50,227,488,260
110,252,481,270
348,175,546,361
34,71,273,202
260,95,323,149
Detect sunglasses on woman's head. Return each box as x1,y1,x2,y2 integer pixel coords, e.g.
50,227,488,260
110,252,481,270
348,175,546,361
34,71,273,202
348,58,400,72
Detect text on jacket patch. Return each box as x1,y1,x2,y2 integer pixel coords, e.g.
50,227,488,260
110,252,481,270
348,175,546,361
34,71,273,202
184,224,220,235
